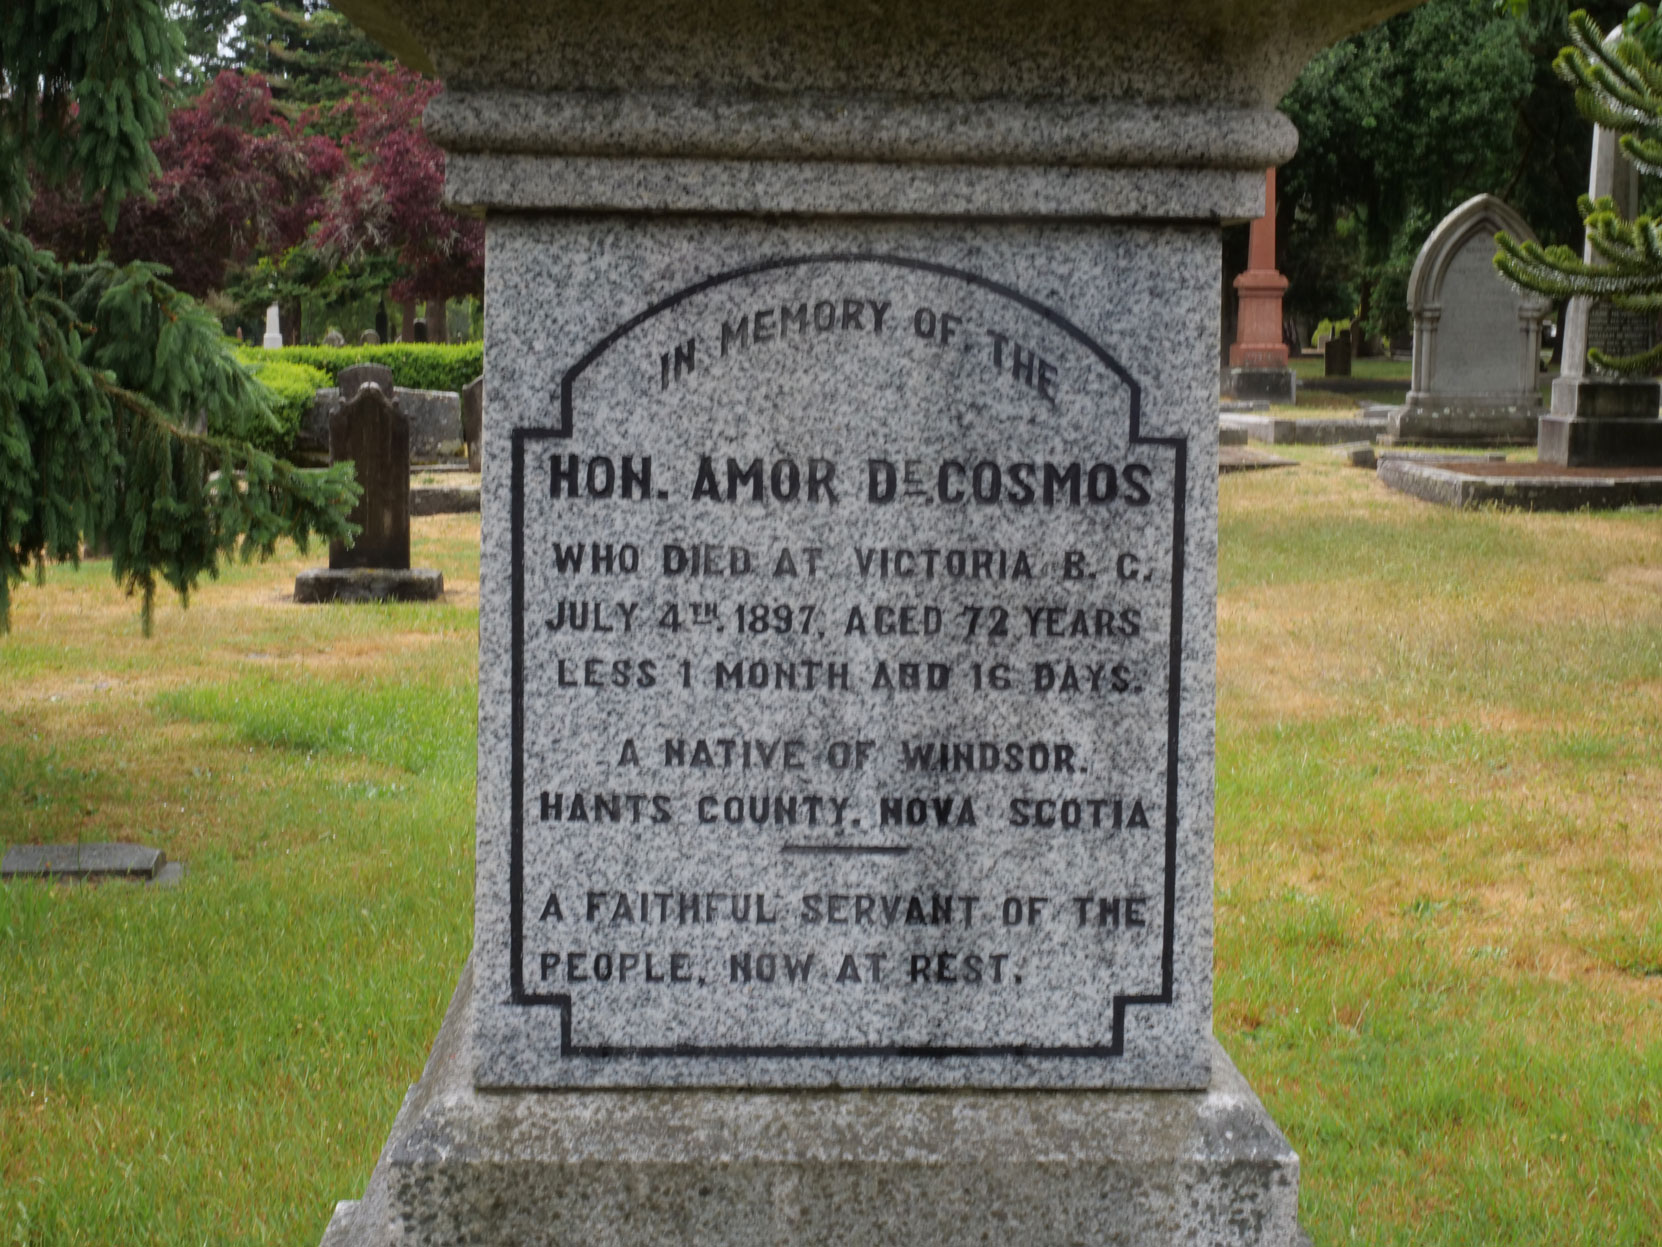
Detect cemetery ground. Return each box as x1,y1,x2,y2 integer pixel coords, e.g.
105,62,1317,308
2,481,1659,1246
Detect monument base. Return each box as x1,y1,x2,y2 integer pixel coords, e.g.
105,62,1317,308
322,962,1307,1247
1386,399,1539,446
294,568,444,604
1550,377,1660,422
1222,366,1297,404
1541,379,1662,466
1540,415,1662,467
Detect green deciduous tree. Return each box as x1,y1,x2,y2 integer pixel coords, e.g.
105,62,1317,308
1,0,359,631
1279,0,1633,349
1495,7,1662,372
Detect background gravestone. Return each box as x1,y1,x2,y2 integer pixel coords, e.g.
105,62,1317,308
337,363,395,401
262,302,283,349
1324,335,1352,378
294,387,443,603
1543,111,1662,465
1390,194,1549,445
318,0,1428,1241
311,366,464,466
329,387,408,571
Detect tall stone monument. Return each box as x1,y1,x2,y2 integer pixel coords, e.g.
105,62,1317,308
1390,195,1550,445
1543,116,1662,465
1224,167,1296,403
320,2,1421,1242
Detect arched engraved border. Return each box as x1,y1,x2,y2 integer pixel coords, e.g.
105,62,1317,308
508,253,1187,1063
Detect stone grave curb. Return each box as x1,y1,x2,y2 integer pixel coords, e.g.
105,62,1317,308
1377,457,1662,511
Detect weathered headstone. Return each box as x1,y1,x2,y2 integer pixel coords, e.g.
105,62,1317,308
1543,110,1662,465
323,328,347,347
1390,195,1549,445
360,329,382,345
316,1,1424,1242
337,363,395,401
461,376,483,472
1325,335,1352,378
294,387,443,603
412,318,429,342
391,388,463,463
262,302,283,349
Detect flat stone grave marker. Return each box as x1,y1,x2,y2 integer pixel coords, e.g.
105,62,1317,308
3,843,165,881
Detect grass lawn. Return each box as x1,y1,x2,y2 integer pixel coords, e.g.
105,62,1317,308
3,473,1660,1244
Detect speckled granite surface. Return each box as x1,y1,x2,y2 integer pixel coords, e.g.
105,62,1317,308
322,959,1306,1247
468,219,1218,1091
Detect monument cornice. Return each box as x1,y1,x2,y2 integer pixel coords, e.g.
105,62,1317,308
335,0,1422,110
337,0,1423,219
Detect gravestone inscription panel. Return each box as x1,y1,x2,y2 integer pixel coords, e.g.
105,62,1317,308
477,222,1215,1091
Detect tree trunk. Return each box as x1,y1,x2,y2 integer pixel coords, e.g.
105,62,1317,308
401,301,417,342
430,299,449,343
1350,278,1372,358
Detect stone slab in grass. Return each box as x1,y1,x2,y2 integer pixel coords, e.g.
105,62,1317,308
1378,457,1662,511
1221,445,1298,473
2,843,166,881
410,485,481,516
1333,442,1376,469
294,567,445,604
1222,413,1387,446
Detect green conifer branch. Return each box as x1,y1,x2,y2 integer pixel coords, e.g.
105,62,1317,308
1,227,360,634
1496,11,1662,375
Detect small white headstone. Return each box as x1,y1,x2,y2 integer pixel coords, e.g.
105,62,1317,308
262,303,284,350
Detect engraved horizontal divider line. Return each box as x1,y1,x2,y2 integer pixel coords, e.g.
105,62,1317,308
508,253,1188,1064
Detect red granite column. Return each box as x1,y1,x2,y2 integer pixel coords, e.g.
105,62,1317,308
1229,167,1290,369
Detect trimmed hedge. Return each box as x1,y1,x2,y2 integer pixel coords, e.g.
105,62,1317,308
237,357,330,454
241,342,483,394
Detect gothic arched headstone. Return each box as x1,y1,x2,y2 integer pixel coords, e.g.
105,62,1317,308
1391,195,1549,445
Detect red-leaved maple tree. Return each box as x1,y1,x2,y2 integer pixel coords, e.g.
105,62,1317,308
316,64,483,323
26,71,344,298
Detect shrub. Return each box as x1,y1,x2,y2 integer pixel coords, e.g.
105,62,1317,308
227,356,329,454
241,342,483,394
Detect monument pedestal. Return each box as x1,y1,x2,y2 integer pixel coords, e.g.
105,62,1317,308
1223,365,1297,404
1541,379,1662,466
324,962,1306,1247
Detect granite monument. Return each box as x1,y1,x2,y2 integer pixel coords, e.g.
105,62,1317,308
317,0,1428,1241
